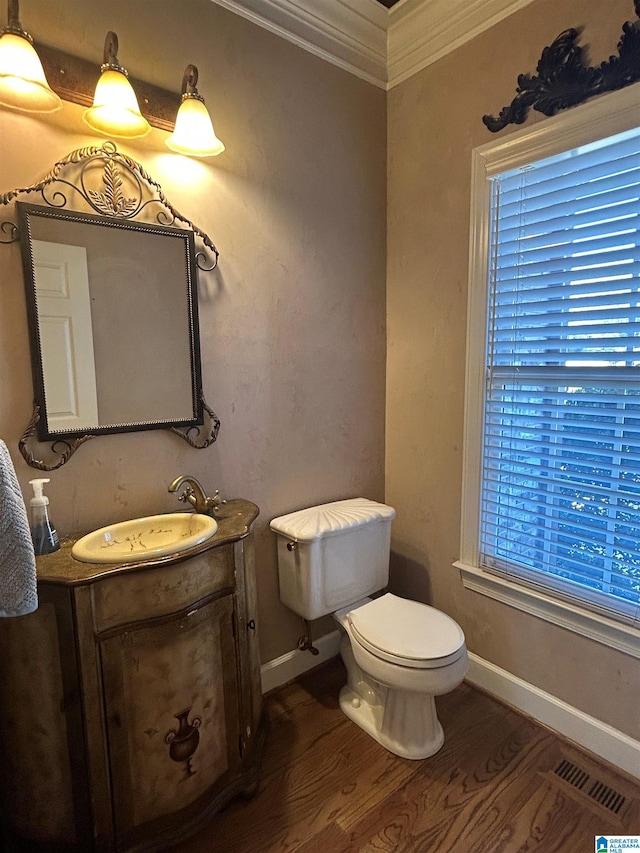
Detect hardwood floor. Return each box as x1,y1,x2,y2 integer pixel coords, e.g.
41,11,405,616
174,657,640,853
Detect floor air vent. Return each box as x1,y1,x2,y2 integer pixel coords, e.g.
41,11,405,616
588,779,626,815
554,759,589,791
551,759,627,817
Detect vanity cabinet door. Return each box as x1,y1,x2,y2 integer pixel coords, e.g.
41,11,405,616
99,594,241,851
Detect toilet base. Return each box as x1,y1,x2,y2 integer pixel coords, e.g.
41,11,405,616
339,684,445,760
333,608,467,760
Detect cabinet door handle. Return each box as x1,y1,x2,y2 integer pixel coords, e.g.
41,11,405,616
247,619,256,631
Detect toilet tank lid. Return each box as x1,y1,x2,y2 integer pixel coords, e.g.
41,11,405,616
270,498,395,542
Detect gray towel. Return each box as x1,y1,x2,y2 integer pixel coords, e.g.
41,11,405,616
0,440,37,617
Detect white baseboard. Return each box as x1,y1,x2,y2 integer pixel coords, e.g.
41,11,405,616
466,652,640,780
260,641,640,780
261,630,341,694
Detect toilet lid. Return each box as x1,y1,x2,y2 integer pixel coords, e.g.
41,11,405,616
348,593,465,669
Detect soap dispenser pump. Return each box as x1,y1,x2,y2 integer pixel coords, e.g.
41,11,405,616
29,478,60,556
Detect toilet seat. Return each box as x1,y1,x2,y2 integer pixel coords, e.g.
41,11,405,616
347,593,466,670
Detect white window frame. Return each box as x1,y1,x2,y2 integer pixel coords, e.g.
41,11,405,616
456,84,640,660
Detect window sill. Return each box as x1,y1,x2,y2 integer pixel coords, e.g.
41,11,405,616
454,561,640,660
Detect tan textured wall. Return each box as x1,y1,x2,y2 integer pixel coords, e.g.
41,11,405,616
386,0,640,739
0,0,386,662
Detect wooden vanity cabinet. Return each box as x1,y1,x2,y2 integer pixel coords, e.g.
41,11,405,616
0,500,266,852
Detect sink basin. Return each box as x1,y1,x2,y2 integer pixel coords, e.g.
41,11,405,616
71,513,218,564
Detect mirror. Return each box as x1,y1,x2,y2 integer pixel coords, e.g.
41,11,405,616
0,142,220,470
18,202,202,438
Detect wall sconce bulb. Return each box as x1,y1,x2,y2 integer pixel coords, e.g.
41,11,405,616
166,64,225,158
83,30,150,139
0,0,61,113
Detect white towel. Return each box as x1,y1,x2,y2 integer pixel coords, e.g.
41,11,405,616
0,440,37,617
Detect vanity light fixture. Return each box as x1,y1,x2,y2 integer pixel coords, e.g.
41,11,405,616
83,31,151,139
166,64,225,157
0,0,61,113
0,8,224,157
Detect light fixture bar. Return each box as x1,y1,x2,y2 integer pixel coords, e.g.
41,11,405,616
34,41,181,132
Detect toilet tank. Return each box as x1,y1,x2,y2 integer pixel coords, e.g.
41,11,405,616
270,498,396,621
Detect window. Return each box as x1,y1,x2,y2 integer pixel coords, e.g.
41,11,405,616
458,86,640,653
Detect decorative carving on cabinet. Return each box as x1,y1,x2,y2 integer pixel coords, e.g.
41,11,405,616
483,2,640,132
165,708,202,778
0,142,222,470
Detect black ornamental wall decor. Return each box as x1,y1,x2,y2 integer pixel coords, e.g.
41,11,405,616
483,1,640,132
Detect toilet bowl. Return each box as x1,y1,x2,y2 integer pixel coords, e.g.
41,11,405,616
334,594,468,759
270,498,468,760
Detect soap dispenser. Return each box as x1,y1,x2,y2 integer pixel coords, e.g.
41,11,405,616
29,478,60,556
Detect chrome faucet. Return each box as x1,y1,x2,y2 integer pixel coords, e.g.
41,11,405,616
168,475,225,516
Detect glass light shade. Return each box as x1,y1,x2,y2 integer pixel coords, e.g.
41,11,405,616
166,95,225,157
83,67,150,138
0,31,61,112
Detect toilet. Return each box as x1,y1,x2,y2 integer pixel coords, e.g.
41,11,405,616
270,497,468,760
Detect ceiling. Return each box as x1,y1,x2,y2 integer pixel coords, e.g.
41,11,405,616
213,0,536,90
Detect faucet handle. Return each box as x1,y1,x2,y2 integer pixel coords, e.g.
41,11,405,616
210,490,227,511
177,485,194,504
205,489,227,516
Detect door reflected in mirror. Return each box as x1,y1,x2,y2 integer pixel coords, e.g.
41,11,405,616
18,203,203,439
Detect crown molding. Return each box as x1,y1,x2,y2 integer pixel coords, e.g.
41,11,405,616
213,0,388,88
212,0,536,90
387,0,537,88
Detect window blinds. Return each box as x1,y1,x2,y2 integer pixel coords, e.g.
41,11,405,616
481,127,640,624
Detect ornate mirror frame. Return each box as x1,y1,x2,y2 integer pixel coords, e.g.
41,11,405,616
1,141,221,470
